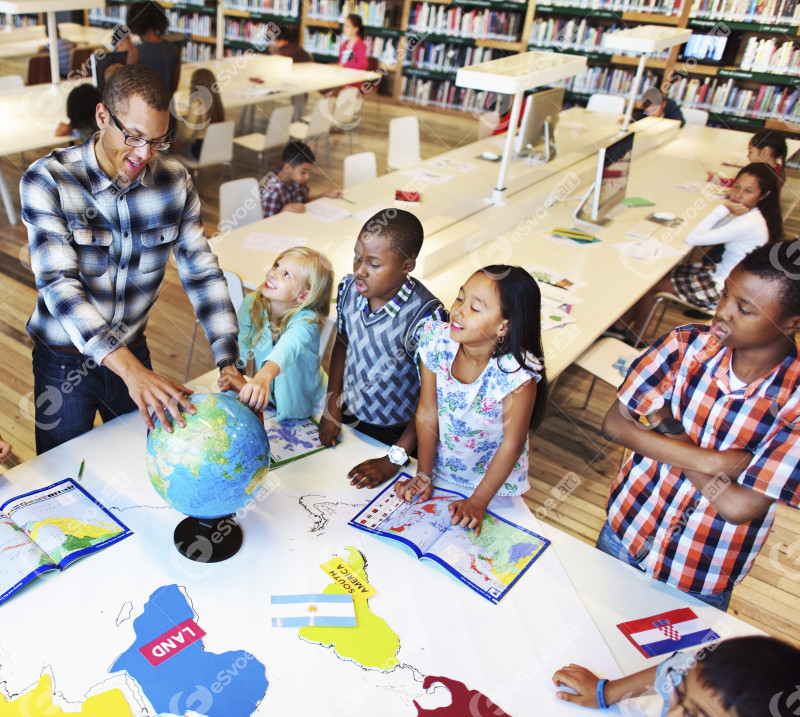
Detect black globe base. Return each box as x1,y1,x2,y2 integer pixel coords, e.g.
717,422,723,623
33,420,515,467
173,514,243,563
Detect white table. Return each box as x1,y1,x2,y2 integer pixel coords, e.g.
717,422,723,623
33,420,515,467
0,78,90,224
0,0,103,86
210,108,677,292
176,54,381,113
0,375,762,713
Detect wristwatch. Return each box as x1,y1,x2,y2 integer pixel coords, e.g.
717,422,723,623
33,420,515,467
386,444,408,466
217,357,244,375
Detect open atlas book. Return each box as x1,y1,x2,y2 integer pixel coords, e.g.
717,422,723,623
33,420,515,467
262,410,329,468
349,475,550,604
0,478,132,605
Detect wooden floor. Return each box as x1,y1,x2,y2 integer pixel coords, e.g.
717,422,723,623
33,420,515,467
1,95,798,647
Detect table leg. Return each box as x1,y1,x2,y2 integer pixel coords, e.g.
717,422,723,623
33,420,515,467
47,11,60,86
0,161,18,225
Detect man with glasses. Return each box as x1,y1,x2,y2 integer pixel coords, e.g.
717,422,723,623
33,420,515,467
21,64,240,453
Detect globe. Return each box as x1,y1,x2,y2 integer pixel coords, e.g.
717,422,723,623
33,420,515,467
145,392,270,562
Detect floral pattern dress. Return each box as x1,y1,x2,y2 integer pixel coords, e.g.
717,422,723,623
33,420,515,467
418,320,541,496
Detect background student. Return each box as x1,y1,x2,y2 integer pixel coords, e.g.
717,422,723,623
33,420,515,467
396,266,548,535
260,141,341,217
219,247,333,422
319,209,447,488
615,162,782,344
553,635,800,714
119,0,179,93
174,68,225,159
55,84,102,143
598,243,800,610
338,14,368,71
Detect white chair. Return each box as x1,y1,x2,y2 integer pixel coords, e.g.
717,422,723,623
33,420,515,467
573,337,642,411
586,93,625,114
387,115,421,171
318,315,336,360
177,120,235,182
183,269,245,382
333,86,363,151
233,105,293,177
343,151,377,189
636,292,713,346
289,97,334,170
682,107,709,126
218,177,262,234
478,110,502,139
0,75,24,90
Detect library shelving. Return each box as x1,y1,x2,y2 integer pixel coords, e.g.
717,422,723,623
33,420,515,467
78,0,800,129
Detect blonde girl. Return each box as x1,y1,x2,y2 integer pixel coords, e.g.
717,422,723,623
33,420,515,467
219,247,334,421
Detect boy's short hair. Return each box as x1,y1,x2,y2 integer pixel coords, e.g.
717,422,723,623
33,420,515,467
359,208,424,261
282,141,316,167
103,64,171,114
695,636,800,715
739,241,800,317
277,22,299,44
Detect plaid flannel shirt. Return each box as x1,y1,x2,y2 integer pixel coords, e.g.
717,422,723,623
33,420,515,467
607,324,800,595
21,137,238,367
260,170,309,218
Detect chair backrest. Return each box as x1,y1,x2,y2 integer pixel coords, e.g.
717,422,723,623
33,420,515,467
0,75,24,90
223,269,245,314
318,315,336,360
682,107,709,126
478,110,501,139
264,105,293,150
219,177,262,233
343,151,377,189
586,93,625,114
27,54,52,85
306,97,335,138
69,47,99,78
197,120,236,165
387,115,420,170
334,86,363,126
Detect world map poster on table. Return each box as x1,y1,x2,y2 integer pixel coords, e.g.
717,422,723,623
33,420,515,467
349,477,550,604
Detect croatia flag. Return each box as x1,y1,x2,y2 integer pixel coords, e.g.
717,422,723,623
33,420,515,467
270,593,357,628
617,608,720,658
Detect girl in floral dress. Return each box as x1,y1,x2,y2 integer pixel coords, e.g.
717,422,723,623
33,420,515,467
396,265,549,535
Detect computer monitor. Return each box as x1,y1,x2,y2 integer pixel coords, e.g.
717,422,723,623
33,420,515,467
514,87,565,162
574,132,635,227
682,33,729,63
90,50,128,95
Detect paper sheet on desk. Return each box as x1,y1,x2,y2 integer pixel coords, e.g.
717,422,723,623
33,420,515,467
612,240,684,261
230,86,279,99
353,204,387,223
526,263,587,292
399,168,455,185
242,234,309,252
541,297,576,331
426,157,477,173
306,200,352,223
676,180,729,199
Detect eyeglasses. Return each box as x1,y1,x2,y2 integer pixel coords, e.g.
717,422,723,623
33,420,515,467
106,106,171,151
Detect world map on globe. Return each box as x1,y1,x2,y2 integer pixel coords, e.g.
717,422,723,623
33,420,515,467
146,393,270,519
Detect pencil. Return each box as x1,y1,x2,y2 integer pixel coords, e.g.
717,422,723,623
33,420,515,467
78,459,85,480
339,196,356,205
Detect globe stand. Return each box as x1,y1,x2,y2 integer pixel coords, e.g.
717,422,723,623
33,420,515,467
173,515,243,563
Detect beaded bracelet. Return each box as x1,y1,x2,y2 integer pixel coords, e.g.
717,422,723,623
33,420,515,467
596,678,608,710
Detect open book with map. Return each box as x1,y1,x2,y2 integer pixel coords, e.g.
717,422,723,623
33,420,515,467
263,412,329,468
349,475,550,604
0,479,132,606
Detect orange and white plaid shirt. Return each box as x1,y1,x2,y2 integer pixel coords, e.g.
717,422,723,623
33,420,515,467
607,324,800,595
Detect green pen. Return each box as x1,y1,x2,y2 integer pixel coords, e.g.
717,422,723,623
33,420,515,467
78,459,85,480
339,196,356,205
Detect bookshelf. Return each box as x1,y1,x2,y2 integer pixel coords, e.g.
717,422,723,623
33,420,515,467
81,0,800,129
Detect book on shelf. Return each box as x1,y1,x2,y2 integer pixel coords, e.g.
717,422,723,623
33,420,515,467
348,476,550,604
0,479,133,606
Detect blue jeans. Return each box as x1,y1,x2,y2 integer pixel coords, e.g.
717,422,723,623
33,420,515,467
31,341,152,454
596,522,732,612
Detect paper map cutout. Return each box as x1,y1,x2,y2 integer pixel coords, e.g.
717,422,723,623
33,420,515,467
299,546,400,670
414,675,511,716
0,674,134,716
110,584,268,715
